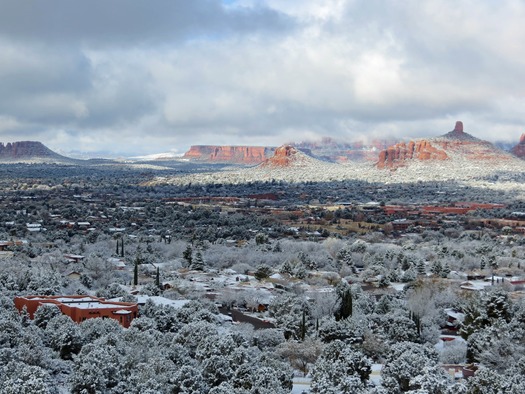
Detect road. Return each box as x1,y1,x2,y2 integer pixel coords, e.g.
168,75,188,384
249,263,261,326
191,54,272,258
219,307,275,329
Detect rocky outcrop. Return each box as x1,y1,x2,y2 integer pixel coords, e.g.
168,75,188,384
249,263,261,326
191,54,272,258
377,140,448,169
183,145,275,164
260,145,301,168
511,133,525,159
258,145,324,169
0,141,74,163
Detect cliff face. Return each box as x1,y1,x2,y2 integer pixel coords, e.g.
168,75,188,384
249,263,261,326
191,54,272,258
0,141,72,162
183,145,275,164
511,134,525,159
377,140,448,169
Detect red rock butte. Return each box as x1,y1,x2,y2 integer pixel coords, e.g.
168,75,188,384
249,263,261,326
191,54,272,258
377,140,448,169
183,145,275,164
0,141,73,163
260,145,301,167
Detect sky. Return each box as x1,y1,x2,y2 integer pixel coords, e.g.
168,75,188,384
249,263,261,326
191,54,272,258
1,0,525,156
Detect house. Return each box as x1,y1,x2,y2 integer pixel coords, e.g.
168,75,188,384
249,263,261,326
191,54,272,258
64,254,85,264
14,295,138,328
108,257,126,270
66,271,82,280
26,223,42,232
444,308,465,331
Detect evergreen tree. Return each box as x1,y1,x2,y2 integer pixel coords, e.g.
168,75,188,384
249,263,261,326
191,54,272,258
441,263,451,278
191,250,205,271
133,251,142,286
431,260,443,276
480,256,486,270
335,281,352,321
183,245,193,267
416,260,426,275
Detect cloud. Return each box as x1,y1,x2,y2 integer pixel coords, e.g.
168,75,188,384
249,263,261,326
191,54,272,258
0,0,292,47
0,0,524,155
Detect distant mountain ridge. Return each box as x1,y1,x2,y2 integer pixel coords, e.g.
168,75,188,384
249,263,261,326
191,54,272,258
0,141,77,163
183,145,276,164
182,138,397,165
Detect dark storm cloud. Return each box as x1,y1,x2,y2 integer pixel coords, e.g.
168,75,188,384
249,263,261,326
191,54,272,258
0,0,292,47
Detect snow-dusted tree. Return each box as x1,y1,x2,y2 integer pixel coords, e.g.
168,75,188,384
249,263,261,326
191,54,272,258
269,294,311,340
1,361,57,394
33,304,61,329
45,314,83,360
70,340,123,393
253,328,285,350
382,341,440,392
254,264,272,281
461,288,512,341
310,340,372,394
408,365,450,393
440,339,467,364
318,316,365,344
191,250,205,271
465,367,525,394
172,365,209,394
277,338,323,375
79,317,122,343
183,244,193,267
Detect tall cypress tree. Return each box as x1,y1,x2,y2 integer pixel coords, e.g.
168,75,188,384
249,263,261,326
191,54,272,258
133,260,138,286
335,281,353,321
155,267,161,289
133,251,142,286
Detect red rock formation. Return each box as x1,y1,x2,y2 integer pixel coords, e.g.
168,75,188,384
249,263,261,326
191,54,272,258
260,145,299,167
511,133,525,159
441,120,478,141
377,121,515,168
0,141,71,162
183,145,275,164
376,140,448,169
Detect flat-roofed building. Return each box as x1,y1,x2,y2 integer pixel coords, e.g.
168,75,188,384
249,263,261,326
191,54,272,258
14,295,138,328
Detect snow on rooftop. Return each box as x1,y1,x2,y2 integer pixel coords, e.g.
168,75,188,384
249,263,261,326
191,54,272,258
111,295,190,309
63,302,132,309
113,310,132,315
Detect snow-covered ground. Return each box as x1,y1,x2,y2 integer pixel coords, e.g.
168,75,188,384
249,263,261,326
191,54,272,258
292,377,311,393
